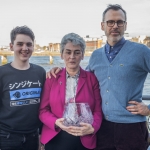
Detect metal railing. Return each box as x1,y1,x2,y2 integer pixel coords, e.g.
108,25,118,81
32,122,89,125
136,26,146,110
142,95,150,101
142,95,150,133
142,95,150,147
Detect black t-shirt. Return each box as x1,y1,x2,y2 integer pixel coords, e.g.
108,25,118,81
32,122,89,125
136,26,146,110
0,63,46,133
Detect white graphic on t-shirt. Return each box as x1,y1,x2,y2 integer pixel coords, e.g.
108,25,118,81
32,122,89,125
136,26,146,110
9,80,41,90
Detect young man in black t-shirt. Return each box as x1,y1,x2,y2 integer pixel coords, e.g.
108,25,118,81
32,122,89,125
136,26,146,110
0,26,46,150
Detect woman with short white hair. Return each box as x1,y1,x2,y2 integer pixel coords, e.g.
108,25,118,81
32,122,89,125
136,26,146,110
39,33,102,150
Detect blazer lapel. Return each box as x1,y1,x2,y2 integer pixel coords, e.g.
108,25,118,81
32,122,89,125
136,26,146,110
57,68,66,107
57,68,86,105
76,68,86,96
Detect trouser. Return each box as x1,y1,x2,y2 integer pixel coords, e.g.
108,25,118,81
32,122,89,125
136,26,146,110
0,129,39,150
95,119,149,150
45,130,90,150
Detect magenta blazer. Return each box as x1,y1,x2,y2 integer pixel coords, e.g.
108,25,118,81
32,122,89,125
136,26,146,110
39,67,102,149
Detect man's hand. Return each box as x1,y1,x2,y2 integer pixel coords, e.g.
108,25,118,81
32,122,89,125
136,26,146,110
46,67,62,78
126,101,150,116
38,135,44,150
38,143,44,150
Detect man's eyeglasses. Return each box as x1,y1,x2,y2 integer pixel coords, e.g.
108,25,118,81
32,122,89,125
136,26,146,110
104,20,126,27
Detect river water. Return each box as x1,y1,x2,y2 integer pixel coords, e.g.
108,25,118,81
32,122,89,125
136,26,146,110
1,55,150,104
2,56,150,94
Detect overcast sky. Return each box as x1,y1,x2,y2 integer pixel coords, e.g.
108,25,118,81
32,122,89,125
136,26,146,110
0,0,150,46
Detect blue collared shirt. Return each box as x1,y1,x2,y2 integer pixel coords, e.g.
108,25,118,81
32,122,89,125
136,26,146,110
105,37,126,62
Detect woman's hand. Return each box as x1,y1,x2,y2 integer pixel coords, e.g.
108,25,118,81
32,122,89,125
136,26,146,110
68,123,94,136
55,118,68,130
55,119,94,136
55,118,73,133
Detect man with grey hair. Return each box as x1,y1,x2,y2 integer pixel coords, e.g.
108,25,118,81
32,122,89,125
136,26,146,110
88,4,150,150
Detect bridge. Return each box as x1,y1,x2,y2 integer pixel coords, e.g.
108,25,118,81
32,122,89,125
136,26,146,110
0,50,92,64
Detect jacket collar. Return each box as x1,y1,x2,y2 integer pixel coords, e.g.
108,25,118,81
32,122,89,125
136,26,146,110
56,67,86,103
